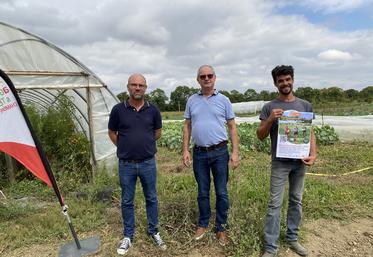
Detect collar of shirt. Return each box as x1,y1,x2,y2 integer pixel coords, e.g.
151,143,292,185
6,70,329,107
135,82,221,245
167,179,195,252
124,100,150,111
197,89,219,96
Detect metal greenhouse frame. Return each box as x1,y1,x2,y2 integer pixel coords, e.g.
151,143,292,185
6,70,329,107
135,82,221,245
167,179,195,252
0,21,119,173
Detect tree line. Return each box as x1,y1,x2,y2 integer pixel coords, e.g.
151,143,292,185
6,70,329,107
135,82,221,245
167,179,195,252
117,86,373,112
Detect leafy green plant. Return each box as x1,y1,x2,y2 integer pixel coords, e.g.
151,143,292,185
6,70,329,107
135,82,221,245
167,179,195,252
0,96,92,188
314,125,339,145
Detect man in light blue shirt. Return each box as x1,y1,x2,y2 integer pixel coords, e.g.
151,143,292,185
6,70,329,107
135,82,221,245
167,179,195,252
182,65,239,246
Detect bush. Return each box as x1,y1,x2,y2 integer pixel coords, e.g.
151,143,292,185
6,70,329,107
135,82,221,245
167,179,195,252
159,122,339,154
314,125,339,145
0,96,91,188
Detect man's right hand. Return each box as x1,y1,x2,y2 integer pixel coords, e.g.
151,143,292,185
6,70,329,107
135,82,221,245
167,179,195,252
183,150,192,167
269,108,284,121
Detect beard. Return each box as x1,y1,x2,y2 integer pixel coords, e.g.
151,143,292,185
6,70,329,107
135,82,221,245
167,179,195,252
279,85,292,95
131,93,144,100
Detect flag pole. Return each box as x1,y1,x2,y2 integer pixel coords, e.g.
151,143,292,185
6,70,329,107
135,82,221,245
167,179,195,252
0,69,81,249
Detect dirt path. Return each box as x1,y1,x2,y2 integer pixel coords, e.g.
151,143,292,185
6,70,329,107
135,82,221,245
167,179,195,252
279,218,373,257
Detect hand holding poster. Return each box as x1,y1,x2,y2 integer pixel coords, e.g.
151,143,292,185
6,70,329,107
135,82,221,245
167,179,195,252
276,110,313,159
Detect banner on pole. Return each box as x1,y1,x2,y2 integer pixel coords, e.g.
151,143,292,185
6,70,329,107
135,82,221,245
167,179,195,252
0,69,55,190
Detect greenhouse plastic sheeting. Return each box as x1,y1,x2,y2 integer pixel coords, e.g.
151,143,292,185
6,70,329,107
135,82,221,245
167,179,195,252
0,21,119,170
232,101,268,114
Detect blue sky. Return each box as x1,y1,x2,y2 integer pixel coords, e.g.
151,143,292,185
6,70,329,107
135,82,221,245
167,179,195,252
277,1,373,31
0,0,372,95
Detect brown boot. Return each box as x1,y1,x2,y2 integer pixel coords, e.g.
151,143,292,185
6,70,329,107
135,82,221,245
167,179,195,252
194,227,207,241
216,231,228,246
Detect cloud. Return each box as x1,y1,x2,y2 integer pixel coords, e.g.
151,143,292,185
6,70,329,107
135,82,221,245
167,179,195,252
318,49,356,61
0,0,372,95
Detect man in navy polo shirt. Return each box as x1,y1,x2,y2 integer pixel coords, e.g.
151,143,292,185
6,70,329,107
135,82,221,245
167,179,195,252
182,65,240,246
108,74,166,255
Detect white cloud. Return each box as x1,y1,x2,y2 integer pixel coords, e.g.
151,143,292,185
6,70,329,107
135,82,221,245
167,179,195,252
0,0,372,95
318,49,355,61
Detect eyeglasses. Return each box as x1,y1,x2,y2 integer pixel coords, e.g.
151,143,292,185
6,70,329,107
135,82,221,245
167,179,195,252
199,74,214,80
129,83,146,89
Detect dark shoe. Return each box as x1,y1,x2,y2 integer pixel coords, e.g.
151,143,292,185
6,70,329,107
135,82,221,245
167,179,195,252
216,231,229,246
287,240,308,256
151,232,167,251
194,227,207,240
261,251,276,257
117,237,131,255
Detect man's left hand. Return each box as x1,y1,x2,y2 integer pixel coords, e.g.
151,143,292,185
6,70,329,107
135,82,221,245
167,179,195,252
302,155,316,166
229,152,240,170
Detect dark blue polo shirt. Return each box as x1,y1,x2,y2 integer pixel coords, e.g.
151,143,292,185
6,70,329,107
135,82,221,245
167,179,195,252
108,101,162,160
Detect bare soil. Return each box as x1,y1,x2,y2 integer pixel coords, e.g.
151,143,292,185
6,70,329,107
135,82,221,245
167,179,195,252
279,218,373,257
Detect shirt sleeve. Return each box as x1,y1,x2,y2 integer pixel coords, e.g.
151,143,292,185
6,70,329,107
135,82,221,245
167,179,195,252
108,105,118,131
153,107,162,130
305,101,315,119
224,97,235,120
259,103,270,121
184,97,191,119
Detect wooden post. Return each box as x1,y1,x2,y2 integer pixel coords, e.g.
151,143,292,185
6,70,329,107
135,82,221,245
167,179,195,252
5,154,16,183
86,76,97,176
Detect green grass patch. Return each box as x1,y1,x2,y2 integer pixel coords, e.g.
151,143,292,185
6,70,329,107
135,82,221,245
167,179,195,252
1,143,372,256
314,101,373,116
161,111,185,120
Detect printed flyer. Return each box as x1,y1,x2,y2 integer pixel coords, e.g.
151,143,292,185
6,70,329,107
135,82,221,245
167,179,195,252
276,110,313,159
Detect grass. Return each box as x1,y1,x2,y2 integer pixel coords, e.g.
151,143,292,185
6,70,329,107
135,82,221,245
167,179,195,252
161,111,184,120
160,102,373,120
0,143,372,256
313,101,373,116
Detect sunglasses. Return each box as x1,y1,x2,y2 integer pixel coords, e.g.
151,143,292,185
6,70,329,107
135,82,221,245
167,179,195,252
199,74,214,80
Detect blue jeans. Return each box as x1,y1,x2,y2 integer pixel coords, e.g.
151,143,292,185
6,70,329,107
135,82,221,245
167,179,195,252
118,157,158,240
193,145,229,232
264,160,306,253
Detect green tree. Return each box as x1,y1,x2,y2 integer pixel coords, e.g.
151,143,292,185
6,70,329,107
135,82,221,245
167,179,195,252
320,87,344,102
169,86,198,111
148,88,168,111
219,90,231,99
117,92,129,102
229,90,245,103
344,89,359,101
258,90,271,101
358,86,373,102
295,87,317,103
244,89,258,101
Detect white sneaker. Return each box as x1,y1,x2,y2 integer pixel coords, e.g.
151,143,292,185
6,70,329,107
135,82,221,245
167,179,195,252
151,232,167,251
117,237,131,255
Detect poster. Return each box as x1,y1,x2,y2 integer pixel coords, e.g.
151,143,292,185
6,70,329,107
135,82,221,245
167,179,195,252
276,110,313,159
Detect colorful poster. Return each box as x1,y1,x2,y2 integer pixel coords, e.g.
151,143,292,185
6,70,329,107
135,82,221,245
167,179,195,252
276,110,313,159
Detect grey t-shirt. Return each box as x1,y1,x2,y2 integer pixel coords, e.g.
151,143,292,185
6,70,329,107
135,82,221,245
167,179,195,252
259,97,313,161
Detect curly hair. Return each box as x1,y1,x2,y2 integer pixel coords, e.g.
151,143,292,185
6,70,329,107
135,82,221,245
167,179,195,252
271,65,294,84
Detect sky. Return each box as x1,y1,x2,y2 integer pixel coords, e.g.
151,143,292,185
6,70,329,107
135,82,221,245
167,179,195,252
1,0,373,96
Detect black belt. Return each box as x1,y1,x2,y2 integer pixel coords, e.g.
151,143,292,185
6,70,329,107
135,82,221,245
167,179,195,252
194,140,228,152
122,157,153,163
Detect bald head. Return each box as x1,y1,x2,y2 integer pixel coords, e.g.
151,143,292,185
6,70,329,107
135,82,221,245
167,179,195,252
127,73,147,100
128,73,146,85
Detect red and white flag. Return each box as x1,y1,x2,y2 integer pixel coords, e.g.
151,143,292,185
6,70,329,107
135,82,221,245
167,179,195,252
0,70,54,189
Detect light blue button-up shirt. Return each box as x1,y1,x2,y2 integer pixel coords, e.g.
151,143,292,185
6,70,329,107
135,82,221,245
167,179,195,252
184,90,235,147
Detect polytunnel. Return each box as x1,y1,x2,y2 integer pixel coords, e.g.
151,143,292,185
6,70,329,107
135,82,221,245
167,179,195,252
232,101,268,114
0,21,119,171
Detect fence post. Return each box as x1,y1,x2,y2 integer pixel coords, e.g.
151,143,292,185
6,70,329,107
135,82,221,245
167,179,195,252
5,154,16,183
